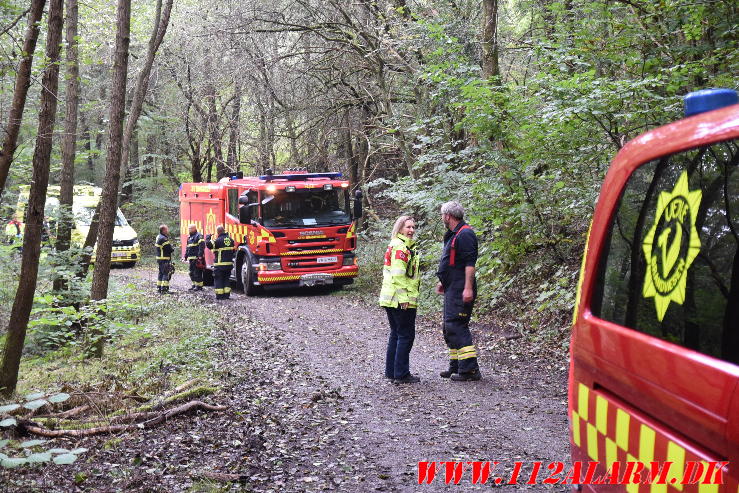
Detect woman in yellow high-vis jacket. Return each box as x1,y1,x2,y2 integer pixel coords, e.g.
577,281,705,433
379,215,421,384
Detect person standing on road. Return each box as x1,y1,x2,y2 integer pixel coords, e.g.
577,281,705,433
155,224,174,294
5,214,23,250
436,201,482,381
379,215,421,384
206,225,234,300
184,223,205,291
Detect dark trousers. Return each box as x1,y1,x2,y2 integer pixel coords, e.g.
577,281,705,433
385,306,417,379
189,259,204,288
443,279,479,374
213,266,231,299
157,260,171,292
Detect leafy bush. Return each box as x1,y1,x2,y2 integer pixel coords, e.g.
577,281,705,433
0,392,87,468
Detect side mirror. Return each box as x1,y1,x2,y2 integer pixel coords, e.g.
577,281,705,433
239,204,252,224
353,189,363,219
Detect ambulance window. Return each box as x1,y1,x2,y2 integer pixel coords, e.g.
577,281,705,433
591,139,739,364
227,188,239,218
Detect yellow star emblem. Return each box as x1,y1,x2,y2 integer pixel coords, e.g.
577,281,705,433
642,171,702,321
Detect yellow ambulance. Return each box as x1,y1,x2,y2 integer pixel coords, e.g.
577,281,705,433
16,185,141,266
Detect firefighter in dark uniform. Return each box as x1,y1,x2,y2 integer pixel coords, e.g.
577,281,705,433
436,201,482,381
206,225,234,300
184,223,205,291
155,224,174,294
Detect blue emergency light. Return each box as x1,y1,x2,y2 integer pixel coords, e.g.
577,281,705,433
684,88,738,117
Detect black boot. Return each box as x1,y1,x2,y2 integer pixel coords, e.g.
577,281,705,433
450,369,482,382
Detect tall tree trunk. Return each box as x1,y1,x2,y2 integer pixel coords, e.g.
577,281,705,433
119,0,172,191
482,0,500,79
122,127,138,200
0,0,46,201
206,83,225,180
81,114,93,178
54,0,81,292
0,0,63,397
226,79,241,173
89,0,132,357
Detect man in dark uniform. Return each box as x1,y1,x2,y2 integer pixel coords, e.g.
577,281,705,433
184,223,205,291
436,201,482,381
206,225,234,300
155,224,174,294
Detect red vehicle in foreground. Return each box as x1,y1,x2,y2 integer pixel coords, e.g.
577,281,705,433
569,89,739,491
179,170,362,294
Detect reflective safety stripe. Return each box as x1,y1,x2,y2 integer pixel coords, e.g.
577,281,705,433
187,256,197,260
161,280,169,287
223,286,231,293
449,348,459,360
389,268,406,276
215,288,224,294
569,382,736,490
195,282,203,286
458,345,477,359
157,256,170,260
214,262,232,266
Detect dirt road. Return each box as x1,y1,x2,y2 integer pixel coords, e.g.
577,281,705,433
175,267,572,492
7,268,571,492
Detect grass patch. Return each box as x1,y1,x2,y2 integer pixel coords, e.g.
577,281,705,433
9,275,218,405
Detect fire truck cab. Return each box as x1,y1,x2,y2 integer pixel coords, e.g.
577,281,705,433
569,89,739,491
179,170,362,294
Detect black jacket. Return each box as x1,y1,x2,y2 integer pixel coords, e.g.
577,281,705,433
185,232,205,260
155,233,174,260
206,232,234,268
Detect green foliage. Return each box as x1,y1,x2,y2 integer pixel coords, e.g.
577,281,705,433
25,285,149,357
373,0,737,334
0,391,87,469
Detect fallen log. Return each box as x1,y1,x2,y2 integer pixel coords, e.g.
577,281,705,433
22,400,227,437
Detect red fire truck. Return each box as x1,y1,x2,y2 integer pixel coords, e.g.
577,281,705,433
569,89,739,491
179,170,362,294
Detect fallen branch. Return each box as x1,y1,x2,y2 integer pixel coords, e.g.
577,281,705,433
22,400,227,437
135,385,217,413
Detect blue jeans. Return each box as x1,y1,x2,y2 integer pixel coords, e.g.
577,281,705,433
385,306,417,379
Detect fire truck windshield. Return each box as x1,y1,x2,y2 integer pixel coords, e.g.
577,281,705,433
262,188,350,228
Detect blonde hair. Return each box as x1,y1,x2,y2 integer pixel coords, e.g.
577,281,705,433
391,215,415,238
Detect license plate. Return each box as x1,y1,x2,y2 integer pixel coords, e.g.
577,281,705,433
112,252,126,257
316,256,337,264
300,273,333,287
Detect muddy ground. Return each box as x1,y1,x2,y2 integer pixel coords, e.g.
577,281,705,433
2,267,570,492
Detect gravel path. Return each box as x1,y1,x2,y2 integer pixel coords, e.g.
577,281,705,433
2,268,570,492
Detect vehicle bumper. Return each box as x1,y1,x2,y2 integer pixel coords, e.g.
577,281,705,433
256,265,358,287
92,246,141,263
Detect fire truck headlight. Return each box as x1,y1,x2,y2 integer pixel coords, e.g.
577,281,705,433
342,256,355,266
259,261,282,271
323,184,333,190
266,185,277,193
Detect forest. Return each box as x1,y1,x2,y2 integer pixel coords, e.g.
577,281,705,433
0,0,736,489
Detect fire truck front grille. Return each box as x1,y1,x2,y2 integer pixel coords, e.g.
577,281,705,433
284,256,341,270
287,238,336,244
286,245,339,253
113,239,135,247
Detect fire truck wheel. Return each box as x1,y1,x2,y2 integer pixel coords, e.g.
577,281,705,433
241,259,260,296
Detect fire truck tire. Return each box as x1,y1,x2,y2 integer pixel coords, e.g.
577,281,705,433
241,259,260,296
